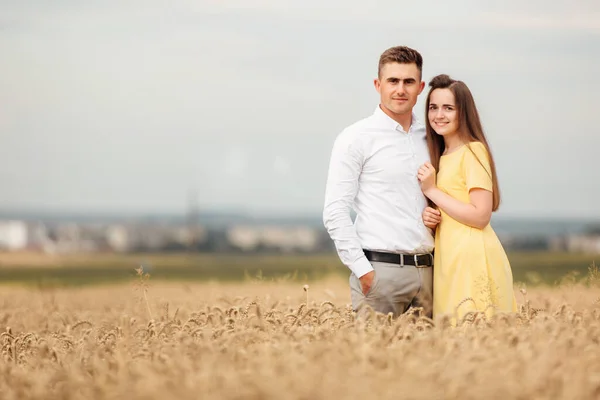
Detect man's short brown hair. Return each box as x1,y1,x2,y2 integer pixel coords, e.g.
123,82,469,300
378,46,423,78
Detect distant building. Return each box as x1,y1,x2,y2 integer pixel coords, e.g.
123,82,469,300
226,226,260,252
106,225,130,252
565,234,600,254
104,223,207,252
0,220,28,250
226,225,320,253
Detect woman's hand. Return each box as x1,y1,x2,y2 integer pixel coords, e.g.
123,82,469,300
417,162,437,196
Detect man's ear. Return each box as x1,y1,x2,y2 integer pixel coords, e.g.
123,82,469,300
418,80,425,95
374,78,381,93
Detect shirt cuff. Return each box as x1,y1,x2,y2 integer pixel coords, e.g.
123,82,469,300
352,257,374,278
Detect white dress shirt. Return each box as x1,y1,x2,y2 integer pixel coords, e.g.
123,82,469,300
323,105,435,278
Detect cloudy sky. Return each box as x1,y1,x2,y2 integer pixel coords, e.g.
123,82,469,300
1,1,599,219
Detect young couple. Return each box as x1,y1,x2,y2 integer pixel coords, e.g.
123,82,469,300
323,45,517,322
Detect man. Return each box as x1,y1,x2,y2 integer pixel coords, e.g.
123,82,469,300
323,46,441,318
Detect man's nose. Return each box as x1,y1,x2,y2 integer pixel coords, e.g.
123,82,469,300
396,83,406,95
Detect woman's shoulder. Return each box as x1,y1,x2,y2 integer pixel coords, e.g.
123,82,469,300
465,141,489,158
466,141,486,150
463,141,492,172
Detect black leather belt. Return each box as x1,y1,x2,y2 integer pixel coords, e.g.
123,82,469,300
363,249,433,267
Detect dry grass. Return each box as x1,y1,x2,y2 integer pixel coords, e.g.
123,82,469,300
0,251,66,267
0,271,599,400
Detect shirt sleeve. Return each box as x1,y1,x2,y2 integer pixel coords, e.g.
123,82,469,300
322,131,373,278
463,142,493,192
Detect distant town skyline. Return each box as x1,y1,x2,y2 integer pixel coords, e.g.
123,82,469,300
1,1,599,219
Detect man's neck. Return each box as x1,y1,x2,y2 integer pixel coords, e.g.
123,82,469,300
379,105,413,132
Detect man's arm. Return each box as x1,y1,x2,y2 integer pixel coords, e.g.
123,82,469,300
322,132,373,279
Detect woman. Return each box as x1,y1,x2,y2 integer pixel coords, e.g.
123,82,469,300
417,74,517,323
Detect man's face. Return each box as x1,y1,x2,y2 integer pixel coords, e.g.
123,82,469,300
374,62,425,118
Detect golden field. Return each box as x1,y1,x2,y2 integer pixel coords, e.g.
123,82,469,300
1,267,600,400
0,251,598,287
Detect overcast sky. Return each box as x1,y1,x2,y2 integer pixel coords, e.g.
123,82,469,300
1,1,599,219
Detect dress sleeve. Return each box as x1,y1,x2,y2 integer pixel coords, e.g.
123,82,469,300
463,142,493,192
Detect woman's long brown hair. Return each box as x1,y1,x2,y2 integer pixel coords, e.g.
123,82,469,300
424,74,501,211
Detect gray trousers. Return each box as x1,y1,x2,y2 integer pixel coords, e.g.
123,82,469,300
349,261,433,318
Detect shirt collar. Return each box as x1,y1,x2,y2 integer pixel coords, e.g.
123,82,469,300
373,105,423,133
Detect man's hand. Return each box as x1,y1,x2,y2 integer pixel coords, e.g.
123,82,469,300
423,206,441,229
359,270,376,296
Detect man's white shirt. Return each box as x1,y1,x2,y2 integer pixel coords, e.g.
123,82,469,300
323,105,435,278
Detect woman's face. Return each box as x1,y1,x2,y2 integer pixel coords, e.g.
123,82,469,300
428,88,459,136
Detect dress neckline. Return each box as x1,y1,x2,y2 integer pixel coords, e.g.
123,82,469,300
441,143,467,157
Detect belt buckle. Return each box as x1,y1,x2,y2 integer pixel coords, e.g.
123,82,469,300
414,254,419,267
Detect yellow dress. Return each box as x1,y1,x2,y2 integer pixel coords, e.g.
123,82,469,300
433,142,517,322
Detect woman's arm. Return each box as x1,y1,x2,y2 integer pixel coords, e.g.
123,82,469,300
423,187,492,230
417,162,493,230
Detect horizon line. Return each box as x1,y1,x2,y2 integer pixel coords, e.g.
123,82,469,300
0,207,598,223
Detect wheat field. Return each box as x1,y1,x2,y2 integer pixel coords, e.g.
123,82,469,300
1,269,599,400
